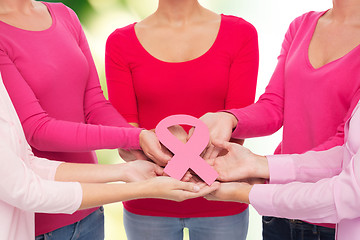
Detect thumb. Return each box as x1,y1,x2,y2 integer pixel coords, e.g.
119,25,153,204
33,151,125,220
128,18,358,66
212,140,232,152
153,164,164,176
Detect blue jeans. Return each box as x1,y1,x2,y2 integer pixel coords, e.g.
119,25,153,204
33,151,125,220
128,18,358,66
123,208,249,240
35,207,104,240
262,217,335,240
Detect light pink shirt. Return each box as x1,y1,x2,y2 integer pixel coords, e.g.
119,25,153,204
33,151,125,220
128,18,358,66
250,101,360,240
0,75,82,240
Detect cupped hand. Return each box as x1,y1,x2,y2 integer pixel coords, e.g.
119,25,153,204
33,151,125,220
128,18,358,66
144,176,220,202
209,141,269,182
121,160,164,182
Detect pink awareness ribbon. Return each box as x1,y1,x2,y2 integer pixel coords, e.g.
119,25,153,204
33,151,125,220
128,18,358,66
155,114,219,185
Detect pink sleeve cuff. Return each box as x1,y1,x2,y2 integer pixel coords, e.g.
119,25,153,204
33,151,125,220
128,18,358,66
125,127,143,150
250,184,278,217
267,155,296,184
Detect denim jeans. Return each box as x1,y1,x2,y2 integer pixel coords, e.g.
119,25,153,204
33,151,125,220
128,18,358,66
262,217,335,240
35,207,104,240
123,208,249,240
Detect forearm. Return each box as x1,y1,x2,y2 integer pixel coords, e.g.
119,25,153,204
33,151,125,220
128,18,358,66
79,182,147,209
229,99,284,139
55,163,128,183
267,146,343,184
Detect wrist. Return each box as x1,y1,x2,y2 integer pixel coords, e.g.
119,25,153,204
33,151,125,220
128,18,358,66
115,163,129,182
254,155,270,179
221,111,238,129
235,184,252,204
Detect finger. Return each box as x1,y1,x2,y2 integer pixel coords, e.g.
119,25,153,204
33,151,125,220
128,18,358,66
203,144,215,160
176,181,200,192
194,181,207,189
208,147,222,159
187,127,195,141
205,158,215,166
186,182,220,198
181,171,193,182
211,140,232,152
146,146,171,167
153,164,164,176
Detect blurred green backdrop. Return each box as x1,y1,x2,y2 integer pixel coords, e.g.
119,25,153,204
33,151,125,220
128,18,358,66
41,1,332,239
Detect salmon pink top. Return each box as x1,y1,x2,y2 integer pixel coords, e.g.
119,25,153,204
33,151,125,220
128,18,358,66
106,15,259,217
0,2,141,235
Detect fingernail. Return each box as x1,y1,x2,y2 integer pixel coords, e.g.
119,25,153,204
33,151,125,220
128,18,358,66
193,186,200,192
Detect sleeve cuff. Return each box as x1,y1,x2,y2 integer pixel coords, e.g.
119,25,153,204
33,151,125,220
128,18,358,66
250,184,278,217
267,154,296,184
124,127,143,150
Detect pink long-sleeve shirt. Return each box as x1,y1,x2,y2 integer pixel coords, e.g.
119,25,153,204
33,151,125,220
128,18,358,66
250,100,360,240
229,11,360,228
0,2,141,235
230,11,360,153
0,74,82,240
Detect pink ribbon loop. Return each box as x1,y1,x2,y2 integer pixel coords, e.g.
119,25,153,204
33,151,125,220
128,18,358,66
155,114,218,185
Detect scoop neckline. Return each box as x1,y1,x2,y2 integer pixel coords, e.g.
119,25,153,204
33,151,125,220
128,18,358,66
132,14,224,64
0,1,56,33
305,10,360,71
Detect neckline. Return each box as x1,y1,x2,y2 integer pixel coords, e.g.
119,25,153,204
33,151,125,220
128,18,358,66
132,14,224,64
0,1,56,33
306,10,360,70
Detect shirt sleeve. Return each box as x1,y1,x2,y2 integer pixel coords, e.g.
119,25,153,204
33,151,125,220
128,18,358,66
225,20,258,110
67,7,132,128
0,49,142,152
228,16,303,139
0,120,82,214
250,151,360,224
267,146,343,184
105,30,139,124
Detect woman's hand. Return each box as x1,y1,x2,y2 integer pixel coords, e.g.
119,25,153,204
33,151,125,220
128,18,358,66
205,182,252,204
209,141,269,182
119,160,164,182
190,112,238,159
139,130,172,166
142,176,220,202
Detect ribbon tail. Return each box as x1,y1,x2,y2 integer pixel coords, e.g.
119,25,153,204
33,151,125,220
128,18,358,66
164,155,190,181
190,157,219,185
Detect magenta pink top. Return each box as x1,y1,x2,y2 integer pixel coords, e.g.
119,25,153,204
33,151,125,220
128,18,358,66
0,2,141,235
250,101,360,240
229,11,360,228
106,15,259,217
